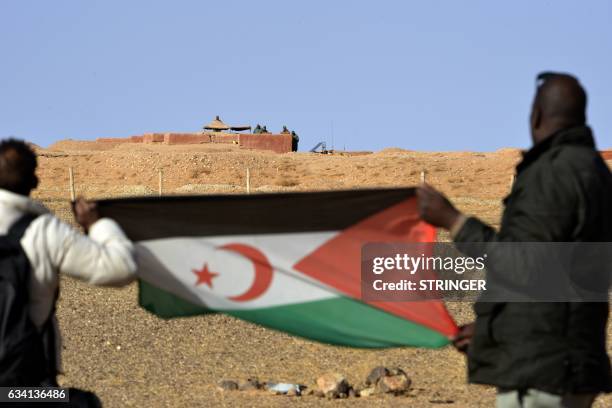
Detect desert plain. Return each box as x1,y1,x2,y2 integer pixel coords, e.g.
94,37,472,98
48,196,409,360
29,139,612,407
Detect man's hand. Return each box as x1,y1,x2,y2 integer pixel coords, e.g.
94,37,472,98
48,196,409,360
72,197,100,233
452,322,475,354
416,183,462,230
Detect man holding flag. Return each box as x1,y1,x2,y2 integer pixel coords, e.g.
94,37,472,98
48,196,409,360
0,139,137,406
418,73,612,407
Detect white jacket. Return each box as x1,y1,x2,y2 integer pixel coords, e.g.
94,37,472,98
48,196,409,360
0,189,137,370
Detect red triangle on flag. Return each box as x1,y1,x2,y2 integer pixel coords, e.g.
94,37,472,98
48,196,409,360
293,197,458,338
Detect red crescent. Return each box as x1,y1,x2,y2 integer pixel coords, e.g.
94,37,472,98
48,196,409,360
219,243,273,302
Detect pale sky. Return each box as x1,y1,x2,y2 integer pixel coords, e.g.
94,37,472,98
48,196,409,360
1,1,611,151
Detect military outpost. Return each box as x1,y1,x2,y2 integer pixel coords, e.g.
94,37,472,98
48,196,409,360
96,115,300,154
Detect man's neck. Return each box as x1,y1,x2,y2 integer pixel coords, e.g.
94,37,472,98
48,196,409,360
534,122,583,146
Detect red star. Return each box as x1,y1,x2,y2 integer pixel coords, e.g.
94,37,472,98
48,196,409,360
192,263,218,288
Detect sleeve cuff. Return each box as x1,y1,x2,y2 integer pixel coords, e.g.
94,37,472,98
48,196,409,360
88,218,129,243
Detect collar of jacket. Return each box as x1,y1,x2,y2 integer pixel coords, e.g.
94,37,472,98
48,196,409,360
0,188,49,215
516,125,596,174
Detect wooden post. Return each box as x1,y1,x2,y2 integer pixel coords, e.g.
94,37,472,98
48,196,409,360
158,169,163,196
68,167,75,201
420,170,426,184
246,168,251,194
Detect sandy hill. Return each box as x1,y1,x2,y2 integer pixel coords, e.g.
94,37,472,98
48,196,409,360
30,139,612,407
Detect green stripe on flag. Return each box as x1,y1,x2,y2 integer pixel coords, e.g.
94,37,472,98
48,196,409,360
230,298,450,348
139,280,450,349
139,279,215,317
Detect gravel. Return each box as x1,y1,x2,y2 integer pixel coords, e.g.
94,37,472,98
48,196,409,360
33,141,611,407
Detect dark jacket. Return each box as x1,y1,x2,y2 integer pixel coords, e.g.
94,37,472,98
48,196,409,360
454,125,612,394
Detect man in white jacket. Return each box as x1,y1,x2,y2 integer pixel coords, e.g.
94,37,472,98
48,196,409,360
0,139,136,403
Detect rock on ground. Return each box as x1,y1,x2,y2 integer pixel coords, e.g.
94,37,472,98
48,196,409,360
316,373,349,398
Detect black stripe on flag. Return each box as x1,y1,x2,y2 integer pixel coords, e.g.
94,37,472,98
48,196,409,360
96,188,416,240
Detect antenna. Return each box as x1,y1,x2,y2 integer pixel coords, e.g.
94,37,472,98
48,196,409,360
331,120,334,151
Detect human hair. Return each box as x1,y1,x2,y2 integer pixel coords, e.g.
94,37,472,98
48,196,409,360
0,138,38,195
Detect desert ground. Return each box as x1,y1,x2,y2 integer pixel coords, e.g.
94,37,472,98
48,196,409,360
29,140,612,407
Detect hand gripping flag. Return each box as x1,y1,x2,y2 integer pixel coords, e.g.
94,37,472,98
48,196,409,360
97,188,458,348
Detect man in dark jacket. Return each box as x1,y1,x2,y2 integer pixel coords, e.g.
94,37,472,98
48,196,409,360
418,73,611,407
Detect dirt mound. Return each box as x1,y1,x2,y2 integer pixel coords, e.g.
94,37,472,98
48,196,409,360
376,147,414,154
48,139,121,151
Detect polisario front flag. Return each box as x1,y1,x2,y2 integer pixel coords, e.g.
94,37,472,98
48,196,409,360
97,188,458,348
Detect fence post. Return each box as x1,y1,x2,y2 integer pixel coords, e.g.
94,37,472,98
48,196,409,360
246,168,251,194
68,167,75,201
158,169,163,196
420,170,426,184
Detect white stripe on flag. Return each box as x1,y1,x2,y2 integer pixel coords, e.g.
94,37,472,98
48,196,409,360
136,232,343,310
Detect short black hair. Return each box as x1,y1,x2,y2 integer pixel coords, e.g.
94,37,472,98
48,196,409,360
0,138,38,194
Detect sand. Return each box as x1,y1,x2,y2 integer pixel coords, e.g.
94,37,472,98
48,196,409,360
29,140,612,407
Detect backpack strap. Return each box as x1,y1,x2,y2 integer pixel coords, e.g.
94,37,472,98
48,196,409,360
0,213,48,386
2,213,59,385
9,213,59,385
6,213,38,241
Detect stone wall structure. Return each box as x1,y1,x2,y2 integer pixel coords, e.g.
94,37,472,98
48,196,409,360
97,132,293,153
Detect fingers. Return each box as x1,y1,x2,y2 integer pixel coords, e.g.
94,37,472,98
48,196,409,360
453,338,470,353
451,323,475,354
75,197,87,214
73,197,97,216
74,197,94,208
84,200,97,213
72,197,100,233
451,324,475,342
73,197,85,215
452,332,471,352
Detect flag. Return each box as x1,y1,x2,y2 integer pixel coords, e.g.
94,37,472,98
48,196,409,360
97,188,458,348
